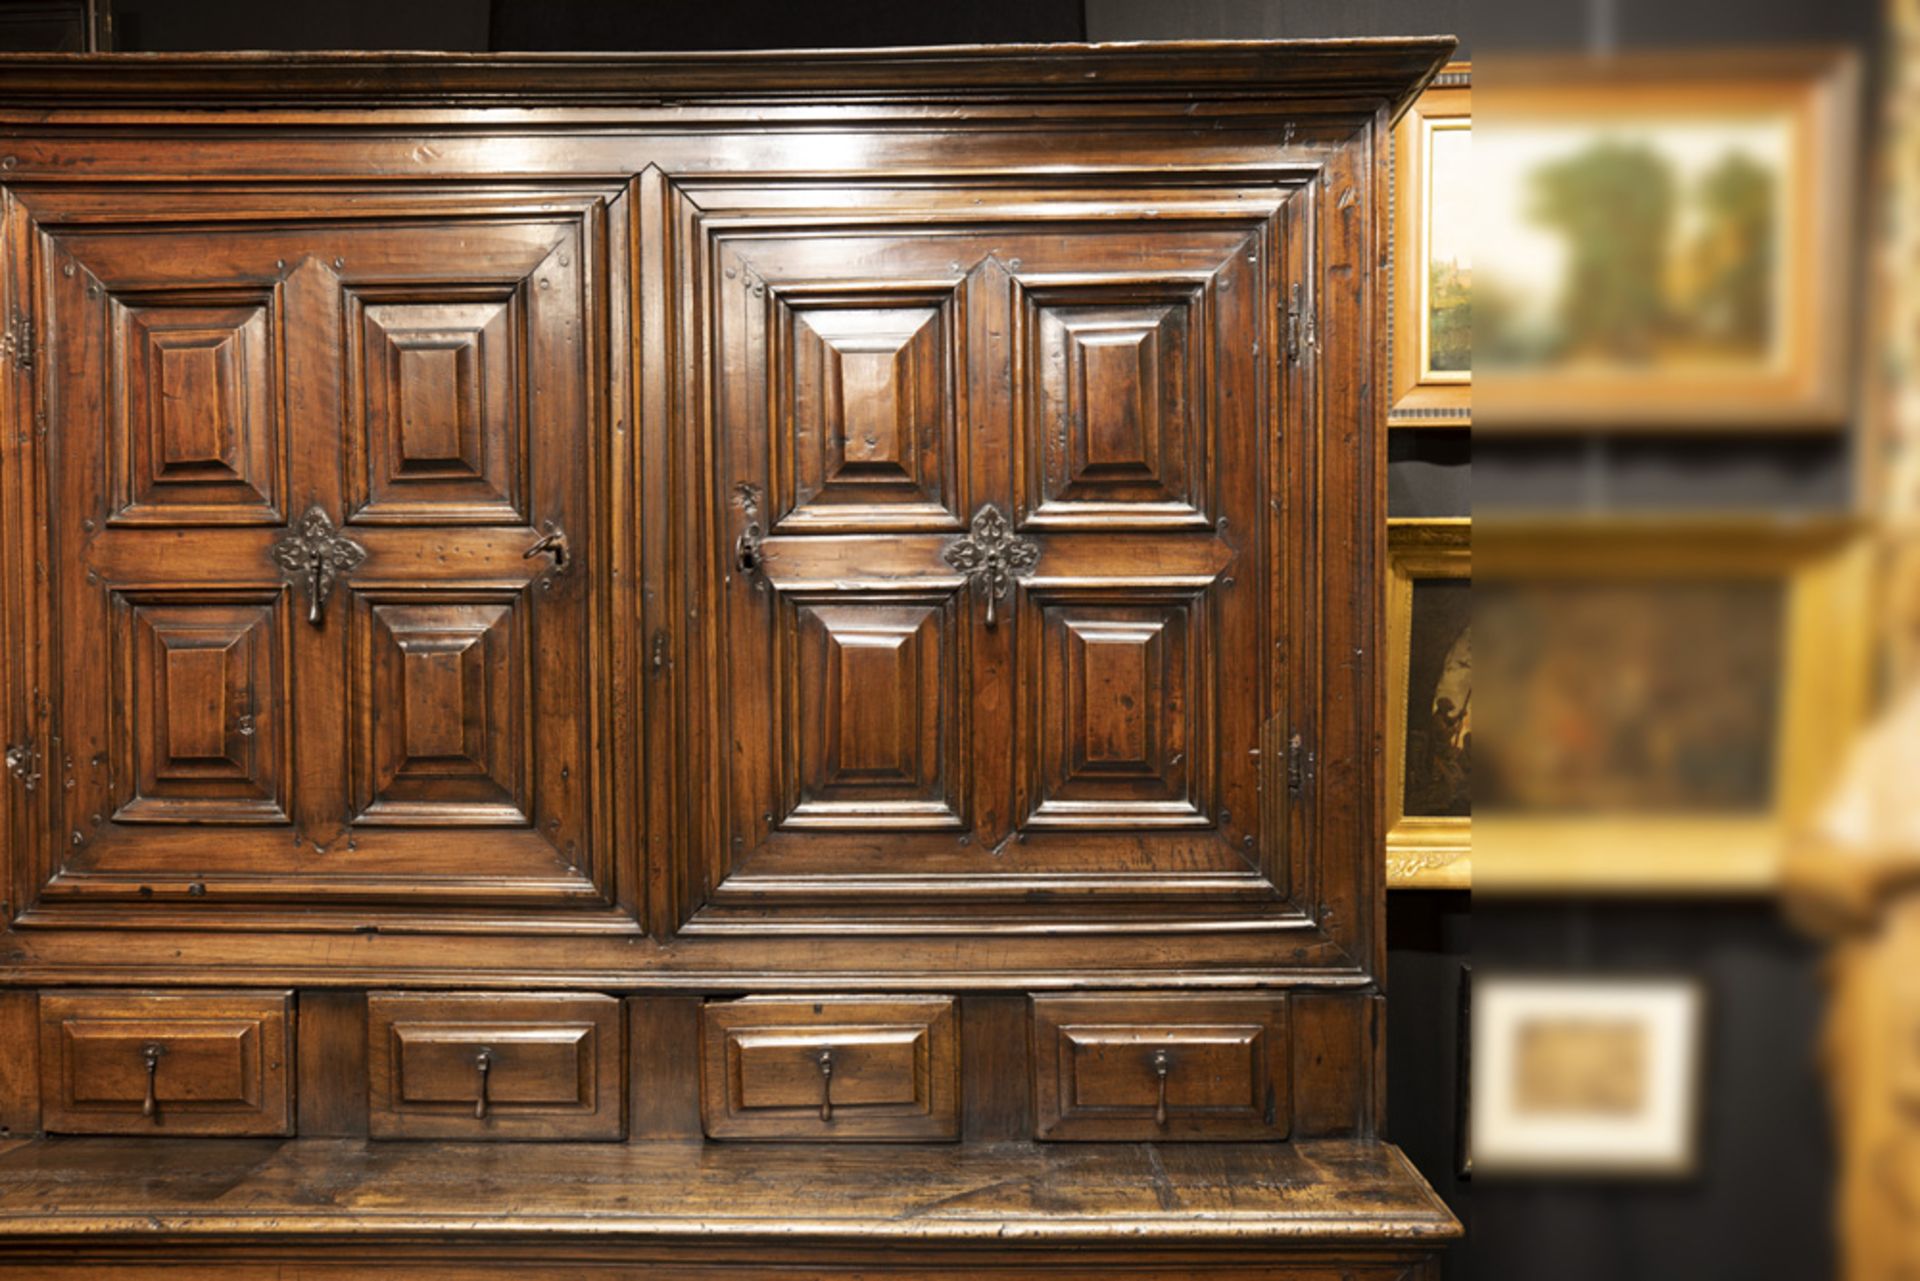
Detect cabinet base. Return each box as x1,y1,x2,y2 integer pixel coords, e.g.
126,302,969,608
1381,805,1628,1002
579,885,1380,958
0,1136,1457,1276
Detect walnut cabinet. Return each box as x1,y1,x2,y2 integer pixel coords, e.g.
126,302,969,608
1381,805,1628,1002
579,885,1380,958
0,41,1460,1278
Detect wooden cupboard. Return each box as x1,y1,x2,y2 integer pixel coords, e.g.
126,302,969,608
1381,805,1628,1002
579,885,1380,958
0,40,1459,1278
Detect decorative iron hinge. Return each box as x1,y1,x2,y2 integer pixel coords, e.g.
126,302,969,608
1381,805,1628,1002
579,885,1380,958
1284,283,1316,365
4,740,39,791
3,309,31,370
1285,732,1313,798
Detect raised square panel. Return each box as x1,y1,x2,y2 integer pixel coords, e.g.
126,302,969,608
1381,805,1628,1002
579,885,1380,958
368,993,623,1140
1019,281,1209,529
110,591,289,824
774,290,961,531
780,592,965,829
39,991,294,1137
109,294,282,525
349,290,527,524
352,589,531,824
1023,588,1211,829
700,996,959,1141
1032,993,1290,1141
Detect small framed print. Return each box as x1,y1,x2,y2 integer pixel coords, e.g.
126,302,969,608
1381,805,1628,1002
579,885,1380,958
1476,48,1858,429
1476,518,1872,892
1387,519,1471,889
1472,974,1705,1177
1391,60,1472,426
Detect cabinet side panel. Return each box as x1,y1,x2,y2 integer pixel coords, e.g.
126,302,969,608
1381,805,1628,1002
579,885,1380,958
1292,991,1375,1138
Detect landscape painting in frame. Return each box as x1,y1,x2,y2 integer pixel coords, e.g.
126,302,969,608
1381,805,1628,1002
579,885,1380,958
1475,50,1856,428
1391,62,1472,424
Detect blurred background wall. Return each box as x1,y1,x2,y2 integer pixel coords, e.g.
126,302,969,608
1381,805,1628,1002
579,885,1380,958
5,3,1880,1278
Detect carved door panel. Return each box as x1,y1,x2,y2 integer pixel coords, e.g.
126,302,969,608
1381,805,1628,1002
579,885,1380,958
27,202,609,917
686,182,1290,925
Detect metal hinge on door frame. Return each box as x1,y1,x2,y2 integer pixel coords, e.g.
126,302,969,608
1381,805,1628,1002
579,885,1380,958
4,740,39,791
1285,732,1314,799
1284,282,1316,366
3,308,31,370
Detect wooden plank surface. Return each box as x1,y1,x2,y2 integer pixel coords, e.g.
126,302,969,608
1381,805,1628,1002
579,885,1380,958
0,1137,1459,1244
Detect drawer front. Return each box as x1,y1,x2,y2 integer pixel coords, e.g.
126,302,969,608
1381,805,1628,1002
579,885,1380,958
701,997,958,1141
1032,994,1290,1140
368,993,623,1140
38,990,292,1135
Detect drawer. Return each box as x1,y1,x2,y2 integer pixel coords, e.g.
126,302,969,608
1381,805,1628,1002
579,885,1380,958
701,996,958,1141
368,993,623,1140
1032,994,1290,1140
38,990,292,1136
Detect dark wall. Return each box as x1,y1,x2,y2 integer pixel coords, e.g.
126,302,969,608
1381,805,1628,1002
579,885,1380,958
1085,0,1467,54
489,0,1083,50
1475,902,1835,1281
105,0,1082,52
110,0,490,50
1388,892,1473,1278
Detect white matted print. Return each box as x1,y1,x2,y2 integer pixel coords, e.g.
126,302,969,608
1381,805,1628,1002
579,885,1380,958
1472,975,1704,1176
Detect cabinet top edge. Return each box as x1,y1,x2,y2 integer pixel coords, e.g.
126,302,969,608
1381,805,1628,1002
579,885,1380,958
0,38,1457,117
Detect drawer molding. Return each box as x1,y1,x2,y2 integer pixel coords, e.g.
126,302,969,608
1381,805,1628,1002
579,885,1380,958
37,990,293,1136
367,993,623,1140
1032,993,1291,1141
701,996,959,1141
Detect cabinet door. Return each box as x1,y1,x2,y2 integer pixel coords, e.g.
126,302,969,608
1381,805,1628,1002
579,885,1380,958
21,194,617,920
676,180,1293,928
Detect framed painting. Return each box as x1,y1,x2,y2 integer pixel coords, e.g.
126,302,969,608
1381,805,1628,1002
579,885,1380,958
1387,519,1472,888
1476,49,1859,429
1473,974,1705,1177
1475,518,1872,892
1391,60,1472,426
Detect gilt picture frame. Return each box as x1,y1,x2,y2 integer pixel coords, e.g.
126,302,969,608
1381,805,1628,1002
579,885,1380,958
1475,518,1872,892
1391,60,1472,426
1387,518,1472,889
1475,48,1858,430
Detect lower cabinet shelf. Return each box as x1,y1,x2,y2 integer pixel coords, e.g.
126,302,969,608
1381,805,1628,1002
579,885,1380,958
0,1135,1458,1277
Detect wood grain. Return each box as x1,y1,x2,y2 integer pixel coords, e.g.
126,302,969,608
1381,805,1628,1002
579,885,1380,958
0,991,38,1141
295,989,368,1138
0,1134,1459,1242
628,996,703,1142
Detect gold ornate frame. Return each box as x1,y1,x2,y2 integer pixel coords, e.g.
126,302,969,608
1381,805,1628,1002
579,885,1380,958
1386,518,1472,888
1475,48,1859,431
1389,60,1471,427
1476,518,1873,893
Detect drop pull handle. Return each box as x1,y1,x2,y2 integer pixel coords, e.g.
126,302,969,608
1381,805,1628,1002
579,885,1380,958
473,1047,494,1120
141,1042,164,1120
271,505,366,627
817,1047,835,1124
1151,1048,1172,1128
524,525,570,575
942,503,1038,631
